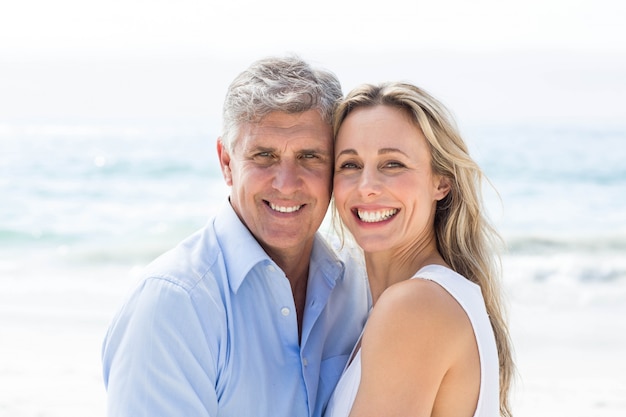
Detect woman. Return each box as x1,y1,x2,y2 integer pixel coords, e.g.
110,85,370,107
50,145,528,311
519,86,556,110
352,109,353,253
325,82,513,417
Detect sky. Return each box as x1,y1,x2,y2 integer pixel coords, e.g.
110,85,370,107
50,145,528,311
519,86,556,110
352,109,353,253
1,0,625,129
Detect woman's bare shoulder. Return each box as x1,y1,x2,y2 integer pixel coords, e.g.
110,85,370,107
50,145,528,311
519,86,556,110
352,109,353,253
352,277,478,416
364,277,473,353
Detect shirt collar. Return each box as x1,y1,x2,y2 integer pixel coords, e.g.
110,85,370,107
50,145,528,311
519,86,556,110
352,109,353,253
309,231,345,289
213,201,271,293
213,200,345,293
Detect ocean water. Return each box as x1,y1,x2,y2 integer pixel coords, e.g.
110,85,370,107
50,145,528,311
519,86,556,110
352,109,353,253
469,124,626,293
2,122,624,286
1,124,226,268
1,121,625,416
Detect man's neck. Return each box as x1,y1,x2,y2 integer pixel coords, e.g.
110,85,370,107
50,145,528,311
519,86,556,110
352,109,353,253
266,241,314,341
289,268,309,342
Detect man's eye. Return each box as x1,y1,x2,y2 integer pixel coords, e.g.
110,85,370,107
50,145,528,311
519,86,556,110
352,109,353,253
251,152,277,164
301,153,317,159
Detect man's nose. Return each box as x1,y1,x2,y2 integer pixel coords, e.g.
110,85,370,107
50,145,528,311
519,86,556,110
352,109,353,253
272,159,302,194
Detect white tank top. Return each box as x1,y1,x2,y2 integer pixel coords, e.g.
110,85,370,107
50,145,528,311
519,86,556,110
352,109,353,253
325,264,500,417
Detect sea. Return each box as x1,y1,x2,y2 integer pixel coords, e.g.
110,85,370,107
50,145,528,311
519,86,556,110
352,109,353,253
2,122,624,295
1,120,625,416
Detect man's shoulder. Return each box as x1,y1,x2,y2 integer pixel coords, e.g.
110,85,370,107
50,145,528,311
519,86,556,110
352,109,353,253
140,222,226,293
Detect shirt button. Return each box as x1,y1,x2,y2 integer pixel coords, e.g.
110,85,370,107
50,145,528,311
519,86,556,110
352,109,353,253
281,307,290,316
267,265,276,273
302,357,308,366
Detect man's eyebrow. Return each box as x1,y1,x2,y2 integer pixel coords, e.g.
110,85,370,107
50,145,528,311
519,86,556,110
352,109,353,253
301,148,331,156
247,145,275,153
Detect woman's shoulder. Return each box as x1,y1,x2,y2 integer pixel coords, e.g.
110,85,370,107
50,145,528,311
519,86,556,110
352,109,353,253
355,268,479,415
364,271,475,353
380,275,465,320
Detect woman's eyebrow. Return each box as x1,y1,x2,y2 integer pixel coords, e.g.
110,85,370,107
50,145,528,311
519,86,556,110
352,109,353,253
336,148,358,157
378,147,409,157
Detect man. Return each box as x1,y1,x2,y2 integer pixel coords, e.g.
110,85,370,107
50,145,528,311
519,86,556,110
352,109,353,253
102,56,370,417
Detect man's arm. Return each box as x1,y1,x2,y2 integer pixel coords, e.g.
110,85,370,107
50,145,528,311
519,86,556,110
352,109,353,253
102,277,219,417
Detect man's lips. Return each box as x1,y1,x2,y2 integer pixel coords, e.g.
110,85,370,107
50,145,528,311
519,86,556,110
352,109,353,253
267,201,304,213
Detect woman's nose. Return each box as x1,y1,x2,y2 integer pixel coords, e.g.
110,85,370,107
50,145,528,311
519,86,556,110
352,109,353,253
357,166,381,198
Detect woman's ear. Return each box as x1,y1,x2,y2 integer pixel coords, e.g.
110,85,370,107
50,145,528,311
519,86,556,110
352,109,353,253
434,176,452,201
217,138,233,186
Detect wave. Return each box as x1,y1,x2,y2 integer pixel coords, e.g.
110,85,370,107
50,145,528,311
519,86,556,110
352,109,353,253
0,228,81,245
504,234,626,255
0,222,203,265
502,251,626,306
504,256,626,284
84,159,214,179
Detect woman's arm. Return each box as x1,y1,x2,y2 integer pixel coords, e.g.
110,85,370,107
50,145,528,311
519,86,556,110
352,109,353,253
348,278,479,417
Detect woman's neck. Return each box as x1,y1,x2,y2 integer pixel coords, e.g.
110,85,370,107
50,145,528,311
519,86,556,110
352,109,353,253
364,238,447,305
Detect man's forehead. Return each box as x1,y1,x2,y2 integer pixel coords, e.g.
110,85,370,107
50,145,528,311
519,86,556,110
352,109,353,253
248,122,329,138
238,112,332,148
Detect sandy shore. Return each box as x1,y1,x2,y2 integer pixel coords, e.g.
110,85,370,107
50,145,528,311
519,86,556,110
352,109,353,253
1,261,624,417
0,264,134,417
510,300,626,416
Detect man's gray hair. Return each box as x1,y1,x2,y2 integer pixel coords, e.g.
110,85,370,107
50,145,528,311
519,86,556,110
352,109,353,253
221,55,343,151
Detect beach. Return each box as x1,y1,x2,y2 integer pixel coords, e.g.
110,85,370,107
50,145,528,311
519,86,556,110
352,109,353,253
1,257,625,416
1,124,625,416
506,255,626,416
2,0,625,413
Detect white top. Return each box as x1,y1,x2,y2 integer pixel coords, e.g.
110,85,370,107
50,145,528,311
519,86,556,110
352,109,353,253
325,264,500,417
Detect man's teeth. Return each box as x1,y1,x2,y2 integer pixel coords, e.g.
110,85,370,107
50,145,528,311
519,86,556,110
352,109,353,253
357,209,398,223
269,202,303,213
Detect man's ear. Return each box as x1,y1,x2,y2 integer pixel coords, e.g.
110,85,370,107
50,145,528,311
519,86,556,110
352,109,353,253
217,138,233,186
434,176,452,201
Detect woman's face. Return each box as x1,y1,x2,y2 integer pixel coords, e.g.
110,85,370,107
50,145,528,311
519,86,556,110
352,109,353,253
333,105,450,254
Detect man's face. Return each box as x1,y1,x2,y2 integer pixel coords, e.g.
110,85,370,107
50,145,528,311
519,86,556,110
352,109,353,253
218,110,333,259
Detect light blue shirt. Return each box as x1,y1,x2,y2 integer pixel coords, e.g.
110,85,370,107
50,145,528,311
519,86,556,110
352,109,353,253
102,201,370,417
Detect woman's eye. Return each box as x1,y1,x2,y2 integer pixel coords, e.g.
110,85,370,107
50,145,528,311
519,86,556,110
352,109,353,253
384,161,405,169
338,161,360,169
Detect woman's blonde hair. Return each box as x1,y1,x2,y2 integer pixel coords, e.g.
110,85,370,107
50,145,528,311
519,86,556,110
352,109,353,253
333,82,514,417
